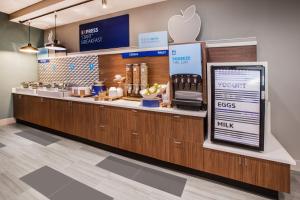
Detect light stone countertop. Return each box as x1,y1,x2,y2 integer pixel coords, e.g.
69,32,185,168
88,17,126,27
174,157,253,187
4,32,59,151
12,91,207,118
203,133,296,165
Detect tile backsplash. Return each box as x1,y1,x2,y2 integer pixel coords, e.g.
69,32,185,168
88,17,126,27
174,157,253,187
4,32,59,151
38,55,99,87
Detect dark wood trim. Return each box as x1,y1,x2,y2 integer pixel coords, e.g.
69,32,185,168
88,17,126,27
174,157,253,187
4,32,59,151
207,45,257,63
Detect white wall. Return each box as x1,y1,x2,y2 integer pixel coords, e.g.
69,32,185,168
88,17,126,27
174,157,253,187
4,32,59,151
45,0,300,161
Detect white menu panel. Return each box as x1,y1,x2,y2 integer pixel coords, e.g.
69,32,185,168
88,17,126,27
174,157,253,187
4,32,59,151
213,69,263,148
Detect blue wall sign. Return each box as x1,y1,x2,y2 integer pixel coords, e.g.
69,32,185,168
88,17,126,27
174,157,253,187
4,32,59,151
38,59,50,64
122,50,168,59
79,14,129,52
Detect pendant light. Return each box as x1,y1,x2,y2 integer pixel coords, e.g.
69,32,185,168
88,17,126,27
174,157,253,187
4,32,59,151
102,0,107,8
45,12,66,51
19,22,39,54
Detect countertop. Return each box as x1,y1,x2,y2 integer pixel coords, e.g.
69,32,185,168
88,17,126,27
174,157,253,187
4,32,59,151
12,91,207,118
203,133,296,165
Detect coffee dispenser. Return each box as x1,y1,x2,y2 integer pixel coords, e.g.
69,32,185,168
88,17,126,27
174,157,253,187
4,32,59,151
169,43,203,110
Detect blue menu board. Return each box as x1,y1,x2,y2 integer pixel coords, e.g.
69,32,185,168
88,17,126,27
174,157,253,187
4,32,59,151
80,14,129,51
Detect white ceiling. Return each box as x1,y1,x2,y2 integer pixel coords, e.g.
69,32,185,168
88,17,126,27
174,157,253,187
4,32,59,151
0,0,43,14
4,0,166,30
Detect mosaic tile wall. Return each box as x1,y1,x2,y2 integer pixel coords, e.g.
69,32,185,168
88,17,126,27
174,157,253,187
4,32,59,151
38,55,99,87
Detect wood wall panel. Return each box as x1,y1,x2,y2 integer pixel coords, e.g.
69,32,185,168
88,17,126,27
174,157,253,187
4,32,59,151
99,54,169,88
207,45,257,63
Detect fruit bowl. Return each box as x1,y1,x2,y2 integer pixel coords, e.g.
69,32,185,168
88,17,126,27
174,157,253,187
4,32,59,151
140,89,158,99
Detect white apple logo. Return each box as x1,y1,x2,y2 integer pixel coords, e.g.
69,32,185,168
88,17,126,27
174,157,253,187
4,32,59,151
168,5,201,43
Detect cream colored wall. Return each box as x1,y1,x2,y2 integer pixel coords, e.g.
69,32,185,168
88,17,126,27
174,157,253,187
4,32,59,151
44,0,300,161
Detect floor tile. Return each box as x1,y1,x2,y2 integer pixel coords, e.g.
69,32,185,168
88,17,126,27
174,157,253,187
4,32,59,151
20,166,73,197
0,143,5,148
97,156,187,197
15,129,60,146
51,181,113,200
96,156,142,179
134,167,187,197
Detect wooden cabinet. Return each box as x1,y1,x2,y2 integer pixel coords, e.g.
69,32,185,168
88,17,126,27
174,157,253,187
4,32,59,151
203,149,243,180
13,94,291,193
169,139,203,171
13,95,51,127
72,102,95,139
242,157,290,193
171,115,204,143
169,115,204,170
94,105,119,147
13,94,28,121
50,99,73,134
203,149,290,192
27,96,51,127
118,109,144,153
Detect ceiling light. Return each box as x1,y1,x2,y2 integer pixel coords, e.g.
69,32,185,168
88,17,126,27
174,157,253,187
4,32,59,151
102,0,107,8
19,22,39,54
45,12,66,51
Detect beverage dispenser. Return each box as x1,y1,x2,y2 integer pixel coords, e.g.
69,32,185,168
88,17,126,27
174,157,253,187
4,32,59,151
169,43,203,110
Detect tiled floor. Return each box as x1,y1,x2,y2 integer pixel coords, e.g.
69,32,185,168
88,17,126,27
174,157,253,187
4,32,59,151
0,123,299,200
97,156,187,197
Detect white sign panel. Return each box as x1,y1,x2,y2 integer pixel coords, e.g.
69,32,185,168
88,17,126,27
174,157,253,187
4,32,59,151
212,67,265,150
138,31,168,49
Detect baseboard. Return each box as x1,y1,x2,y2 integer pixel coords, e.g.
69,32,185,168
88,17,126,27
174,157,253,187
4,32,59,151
0,118,16,126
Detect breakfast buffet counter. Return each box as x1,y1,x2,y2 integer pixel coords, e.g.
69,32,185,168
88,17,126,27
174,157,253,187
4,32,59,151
12,90,207,118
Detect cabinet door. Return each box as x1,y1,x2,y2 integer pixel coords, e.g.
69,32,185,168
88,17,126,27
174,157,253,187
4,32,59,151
242,157,290,192
203,149,243,181
118,109,144,153
13,94,25,120
38,97,51,127
171,115,204,143
72,102,95,139
94,105,118,147
29,96,51,127
142,112,171,161
169,139,203,171
50,100,73,134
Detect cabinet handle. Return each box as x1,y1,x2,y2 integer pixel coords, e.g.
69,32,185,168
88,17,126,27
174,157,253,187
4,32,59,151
173,140,182,145
40,98,44,102
18,95,22,99
131,132,139,136
132,110,138,113
99,105,105,108
173,115,181,119
244,159,248,167
99,125,105,128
